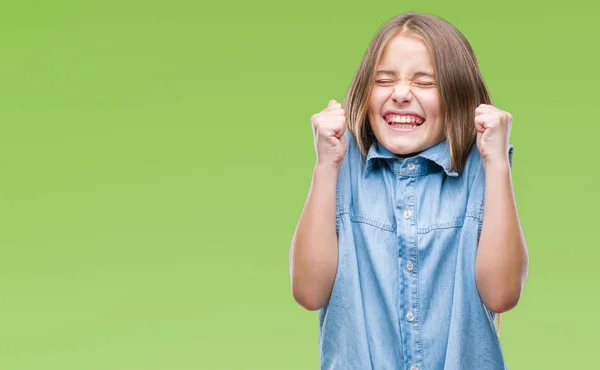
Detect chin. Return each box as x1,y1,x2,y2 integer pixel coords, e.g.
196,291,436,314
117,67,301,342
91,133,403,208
385,141,424,156
375,131,427,156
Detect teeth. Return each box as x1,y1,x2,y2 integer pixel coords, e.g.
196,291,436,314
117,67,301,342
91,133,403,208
391,124,415,129
387,115,423,124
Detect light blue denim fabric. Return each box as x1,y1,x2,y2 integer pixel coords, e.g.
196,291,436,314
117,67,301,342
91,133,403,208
318,130,513,370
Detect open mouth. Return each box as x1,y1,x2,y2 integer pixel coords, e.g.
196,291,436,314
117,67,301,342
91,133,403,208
384,114,425,129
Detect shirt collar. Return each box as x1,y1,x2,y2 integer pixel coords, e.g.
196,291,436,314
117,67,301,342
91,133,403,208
364,140,458,177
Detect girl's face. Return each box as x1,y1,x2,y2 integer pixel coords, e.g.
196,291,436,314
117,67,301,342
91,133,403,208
368,34,445,156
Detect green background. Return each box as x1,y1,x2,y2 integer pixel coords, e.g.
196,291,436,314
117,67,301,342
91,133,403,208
1,0,597,369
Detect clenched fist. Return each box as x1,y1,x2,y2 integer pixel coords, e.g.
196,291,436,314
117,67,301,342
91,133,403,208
310,99,347,168
475,104,512,168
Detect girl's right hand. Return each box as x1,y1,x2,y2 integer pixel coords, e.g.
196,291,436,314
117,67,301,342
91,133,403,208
310,99,347,168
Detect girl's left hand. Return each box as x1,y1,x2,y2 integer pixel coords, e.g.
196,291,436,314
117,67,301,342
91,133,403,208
475,104,512,167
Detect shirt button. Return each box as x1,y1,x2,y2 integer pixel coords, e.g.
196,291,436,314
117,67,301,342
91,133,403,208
407,163,416,170
404,209,411,219
406,311,415,322
407,261,414,272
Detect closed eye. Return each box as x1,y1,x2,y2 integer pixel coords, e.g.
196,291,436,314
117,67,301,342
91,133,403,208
375,79,396,86
413,81,436,87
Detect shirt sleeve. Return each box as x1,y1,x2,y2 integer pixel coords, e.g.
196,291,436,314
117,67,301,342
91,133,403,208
335,130,356,235
336,177,341,235
476,145,515,237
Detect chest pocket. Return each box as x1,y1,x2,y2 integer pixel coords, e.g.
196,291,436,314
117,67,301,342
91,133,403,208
338,166,397,233
414,172,483,235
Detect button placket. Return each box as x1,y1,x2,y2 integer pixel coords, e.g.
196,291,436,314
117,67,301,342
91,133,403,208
397,170,422,368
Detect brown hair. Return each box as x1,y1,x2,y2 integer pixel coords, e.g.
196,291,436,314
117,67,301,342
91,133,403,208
343,12,491,172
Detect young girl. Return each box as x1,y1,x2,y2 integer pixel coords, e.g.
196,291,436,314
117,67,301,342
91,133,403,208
289,12,529,370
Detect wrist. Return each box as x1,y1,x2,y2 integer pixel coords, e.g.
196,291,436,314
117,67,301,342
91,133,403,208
315,160,341,173
483,155,511,174
314,160,340,176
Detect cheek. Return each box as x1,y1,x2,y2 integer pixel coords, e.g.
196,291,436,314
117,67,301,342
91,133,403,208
369,88,390,107
368,89,388,121
417,92,441,118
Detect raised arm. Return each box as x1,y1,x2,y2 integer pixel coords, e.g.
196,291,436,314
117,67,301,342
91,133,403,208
289,100,347,311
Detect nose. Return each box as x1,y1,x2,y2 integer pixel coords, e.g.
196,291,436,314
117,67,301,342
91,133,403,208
391,83,413,104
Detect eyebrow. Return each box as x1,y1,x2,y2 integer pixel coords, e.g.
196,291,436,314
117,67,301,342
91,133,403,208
376,70,435,78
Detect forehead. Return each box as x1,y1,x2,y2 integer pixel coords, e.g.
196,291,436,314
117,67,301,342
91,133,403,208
378,34,433,71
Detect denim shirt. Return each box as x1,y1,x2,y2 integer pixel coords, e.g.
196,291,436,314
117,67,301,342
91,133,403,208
318,131,513,370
